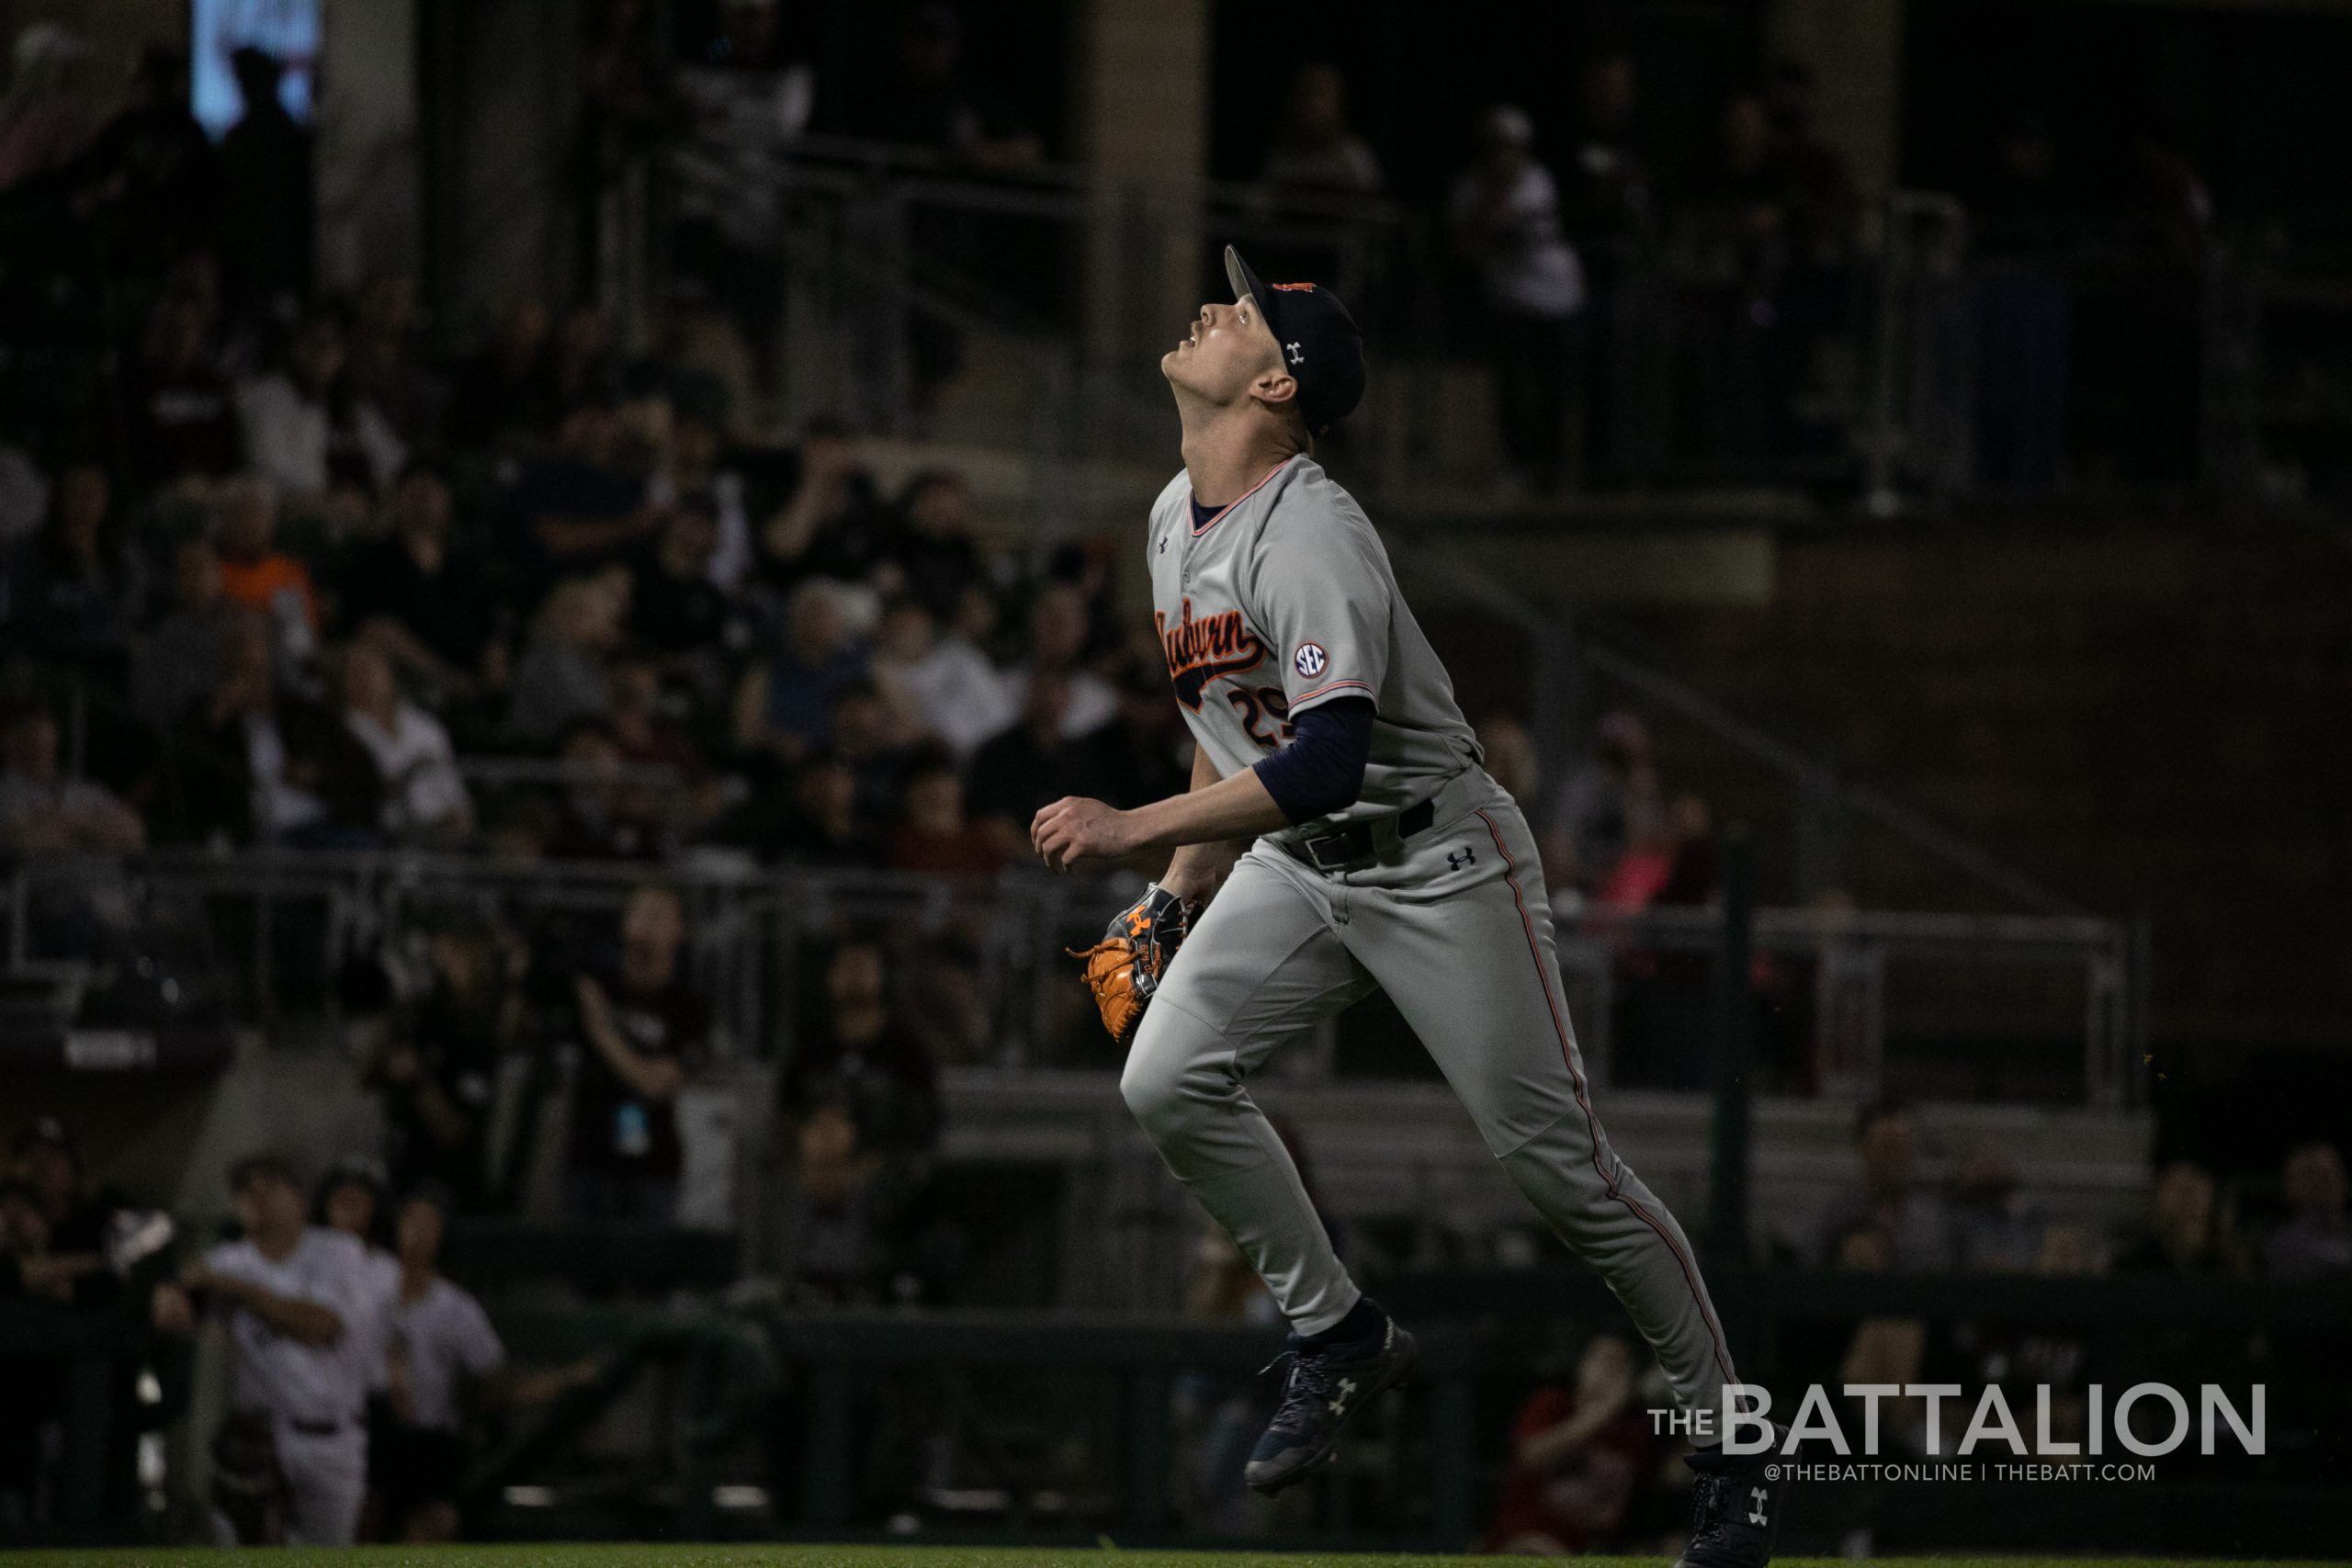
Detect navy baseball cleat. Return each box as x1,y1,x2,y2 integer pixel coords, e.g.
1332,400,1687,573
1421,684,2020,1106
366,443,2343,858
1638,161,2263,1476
1675,1424,1791,1568
1243,1307,1419,1495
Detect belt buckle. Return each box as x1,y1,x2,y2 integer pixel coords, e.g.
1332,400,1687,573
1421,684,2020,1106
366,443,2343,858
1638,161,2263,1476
1300,830,1360,871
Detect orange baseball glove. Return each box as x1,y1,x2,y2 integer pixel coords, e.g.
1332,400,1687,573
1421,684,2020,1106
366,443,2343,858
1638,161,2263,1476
1071,883,1192,1048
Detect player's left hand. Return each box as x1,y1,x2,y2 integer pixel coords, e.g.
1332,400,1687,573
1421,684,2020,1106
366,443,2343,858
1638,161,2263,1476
1031,795,1139,872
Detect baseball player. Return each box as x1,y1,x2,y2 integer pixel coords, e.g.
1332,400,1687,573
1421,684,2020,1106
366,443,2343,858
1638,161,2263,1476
185,1155,383,1546
1035,248,1783,1566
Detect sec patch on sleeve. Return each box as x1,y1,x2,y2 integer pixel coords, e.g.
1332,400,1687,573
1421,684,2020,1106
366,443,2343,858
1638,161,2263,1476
1294,641,1328,678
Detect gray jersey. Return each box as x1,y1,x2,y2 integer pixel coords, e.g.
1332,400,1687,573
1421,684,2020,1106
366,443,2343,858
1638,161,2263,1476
1147,456,1479,824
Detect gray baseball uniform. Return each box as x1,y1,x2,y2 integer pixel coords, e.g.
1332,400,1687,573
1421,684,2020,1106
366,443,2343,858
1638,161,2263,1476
1128,454,1739,1419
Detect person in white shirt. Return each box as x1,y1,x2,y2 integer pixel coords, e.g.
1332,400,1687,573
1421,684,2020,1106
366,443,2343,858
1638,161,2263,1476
235,312,405,508
336,638,471,844
870,598,1012,761
1448,104,1589,491
379,1185,593,1541
184,1155,383,1546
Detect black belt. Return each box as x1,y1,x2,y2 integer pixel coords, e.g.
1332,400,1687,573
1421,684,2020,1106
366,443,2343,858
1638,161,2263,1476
288,1417,344,1438
1284,796,1436,872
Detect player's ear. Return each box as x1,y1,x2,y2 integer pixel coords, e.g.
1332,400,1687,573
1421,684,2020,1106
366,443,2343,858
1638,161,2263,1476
1250,366,1300,412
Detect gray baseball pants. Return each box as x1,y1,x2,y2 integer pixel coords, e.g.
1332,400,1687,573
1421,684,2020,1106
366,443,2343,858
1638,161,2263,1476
1121,771,1739,1417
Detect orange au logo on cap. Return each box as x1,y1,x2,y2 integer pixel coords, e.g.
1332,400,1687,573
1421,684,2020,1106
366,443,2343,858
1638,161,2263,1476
1272,282,1316,291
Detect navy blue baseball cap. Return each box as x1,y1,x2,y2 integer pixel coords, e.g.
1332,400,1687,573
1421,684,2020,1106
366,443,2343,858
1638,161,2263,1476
1225,244,1365,437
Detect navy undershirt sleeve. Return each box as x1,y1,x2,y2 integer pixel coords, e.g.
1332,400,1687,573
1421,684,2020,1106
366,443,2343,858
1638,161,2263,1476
1252,696,1375,825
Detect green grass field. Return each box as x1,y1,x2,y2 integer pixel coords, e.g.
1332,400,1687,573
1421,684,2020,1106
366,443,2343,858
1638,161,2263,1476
0,1549,2330,1568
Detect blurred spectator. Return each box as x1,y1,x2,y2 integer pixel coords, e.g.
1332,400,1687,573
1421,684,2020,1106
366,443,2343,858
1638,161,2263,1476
1449,105,1585,492
0,23,96,193
1094,656,1191,812
1830,1224,1929,1454
605,649,707,783
1483,1333,1653,1555
1001,582,1114,739
2,461,146,675
1559,50,1652,244
965,670,1114,862
546,720,669,862
734,581,869,763
1544,711,1661,894
780,935,944,1157
69,44,217,275
505,571,627,748
760,750,880,868
336,639,471,845
1949,1145,2046,1272
338,463,505,705
871,597,1012,761
2124,119,2213,256
885,468,986,622
1261,63,1382,196
830,678,914,825
841,3,1039,169
0,438,45,551
13,1117,120,1254
1477,714,1541,807
236,311,405,513
1559,49,1651,479
887,749,1001,874
0,701,144,853
213,477,322,662
444,299,555,451
628,501,736,685
2264,1142,2349,1280
215,48,314,310
563,884,707,1223
1977,107,2067,251
117,294,243,491
1680,90,1792,466
1811,1099,1955,1271
366,917,518,1209
503,401,653,585
344,276,434,448
756,935,942,1304
1761,61,1857,256
184,613,382,847
2112,1159,2241,1276
753,419,888,593
647,409,753,590
133,540,238,738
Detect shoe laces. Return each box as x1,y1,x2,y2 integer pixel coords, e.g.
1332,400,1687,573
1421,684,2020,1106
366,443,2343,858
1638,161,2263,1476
1260,1346,1342,1434
1688,1469,1733,1548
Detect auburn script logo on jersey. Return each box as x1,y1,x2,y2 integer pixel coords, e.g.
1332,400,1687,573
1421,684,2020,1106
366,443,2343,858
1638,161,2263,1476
1157,598,1266,709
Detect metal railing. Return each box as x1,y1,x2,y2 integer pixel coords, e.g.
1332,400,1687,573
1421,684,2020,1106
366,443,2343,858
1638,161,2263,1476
645,124,2352,514
0,849,2135,1105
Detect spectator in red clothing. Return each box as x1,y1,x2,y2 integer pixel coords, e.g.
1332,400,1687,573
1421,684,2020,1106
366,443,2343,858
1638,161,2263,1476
1485,1333,1655,1555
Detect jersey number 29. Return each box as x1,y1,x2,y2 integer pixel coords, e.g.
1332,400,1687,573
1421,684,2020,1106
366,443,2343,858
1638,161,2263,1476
1227,685,1294,750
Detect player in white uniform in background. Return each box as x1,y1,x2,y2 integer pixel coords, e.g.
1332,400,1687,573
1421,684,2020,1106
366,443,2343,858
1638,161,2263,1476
380,1185,505,1542
1031,248,1786,1567
185,1155,382,1546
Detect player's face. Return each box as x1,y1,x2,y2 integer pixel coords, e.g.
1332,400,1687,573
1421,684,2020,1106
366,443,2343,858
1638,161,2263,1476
1162,296,1283,406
